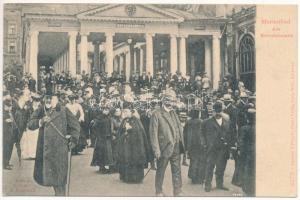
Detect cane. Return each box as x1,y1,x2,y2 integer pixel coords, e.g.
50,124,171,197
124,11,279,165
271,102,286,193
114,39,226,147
65,135,72,196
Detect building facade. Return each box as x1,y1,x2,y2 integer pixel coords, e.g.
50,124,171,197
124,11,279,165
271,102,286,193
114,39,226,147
3,4,256,91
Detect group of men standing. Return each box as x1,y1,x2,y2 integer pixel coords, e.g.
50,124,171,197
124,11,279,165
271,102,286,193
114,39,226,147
3,66,255,197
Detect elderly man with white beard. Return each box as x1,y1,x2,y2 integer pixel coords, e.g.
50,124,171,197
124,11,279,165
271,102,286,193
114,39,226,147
27,94,80,196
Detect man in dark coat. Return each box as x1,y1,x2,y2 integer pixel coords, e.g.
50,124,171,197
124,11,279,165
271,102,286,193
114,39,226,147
28,73,36,92
27,95,80,196
149,95,185,196
3,97,16,170
236,92,249,128
184,109,206,184
238,108,256,196
88,96,101,147
222,94,240,186
201,101,232,192
140,109,156,170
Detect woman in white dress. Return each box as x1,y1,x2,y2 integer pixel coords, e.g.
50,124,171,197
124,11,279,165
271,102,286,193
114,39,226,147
21,93,41,160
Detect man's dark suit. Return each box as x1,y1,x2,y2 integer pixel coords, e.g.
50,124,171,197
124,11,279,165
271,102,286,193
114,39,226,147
201,116,231,190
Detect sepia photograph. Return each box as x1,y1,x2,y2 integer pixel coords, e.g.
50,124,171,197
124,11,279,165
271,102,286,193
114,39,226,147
3,2,258,197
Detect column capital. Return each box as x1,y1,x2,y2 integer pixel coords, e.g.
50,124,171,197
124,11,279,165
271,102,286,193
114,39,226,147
29,30,39,37
68,31,78,37
105,32,115,37
179,34,188,38
169,34,179,38
212,34,221,40
80,31,90,37
145,33,155,38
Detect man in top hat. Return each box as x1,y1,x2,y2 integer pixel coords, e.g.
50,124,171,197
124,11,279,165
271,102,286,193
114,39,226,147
149,94,185,196
201,101,232,192
27,94,80,196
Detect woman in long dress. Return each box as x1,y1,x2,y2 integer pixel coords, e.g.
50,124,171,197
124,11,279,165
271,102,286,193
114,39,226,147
21,93,41,159
116,103,151,183
90,107,114,173
65,94,86,154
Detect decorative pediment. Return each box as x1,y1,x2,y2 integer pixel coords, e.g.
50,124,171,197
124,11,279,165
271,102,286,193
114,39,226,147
77,4,184,23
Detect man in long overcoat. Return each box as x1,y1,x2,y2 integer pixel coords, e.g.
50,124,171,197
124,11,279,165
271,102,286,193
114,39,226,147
27,95,80,196
238,108,255,196
149,95,185,196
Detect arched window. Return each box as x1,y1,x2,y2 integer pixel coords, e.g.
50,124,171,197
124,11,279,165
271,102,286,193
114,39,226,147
239,34,255,73
239,34,255,91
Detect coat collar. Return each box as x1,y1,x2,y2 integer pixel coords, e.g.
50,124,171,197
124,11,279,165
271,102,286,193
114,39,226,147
44,106,63,123
210,116,226,131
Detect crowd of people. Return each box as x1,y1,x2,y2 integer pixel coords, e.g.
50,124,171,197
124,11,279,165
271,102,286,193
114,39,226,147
3,66,256,196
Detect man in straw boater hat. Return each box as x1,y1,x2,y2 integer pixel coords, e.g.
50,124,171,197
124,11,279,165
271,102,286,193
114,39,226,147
27,94,80,196
149,93,185,196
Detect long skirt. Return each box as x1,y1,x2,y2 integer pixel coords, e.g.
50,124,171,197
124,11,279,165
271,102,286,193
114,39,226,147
188,151,206,184
119,164,144,183
21,129,39,159
91,138,114,167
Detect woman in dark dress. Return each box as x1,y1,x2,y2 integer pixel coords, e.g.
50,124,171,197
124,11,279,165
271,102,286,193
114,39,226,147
116,104,151,183
184,109,206,184
90,106,114,173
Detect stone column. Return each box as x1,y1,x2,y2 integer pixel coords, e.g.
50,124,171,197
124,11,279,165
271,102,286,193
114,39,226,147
113,56,118,73
125,51,130,82
139,47,144,75
25,36,31,73
146,33,154,76
80,32,89,74
212,34,221,90
105,32,114,77
133,48,137,74
29,31,39,84
119,54,124,75
93,40,100,73
117,55,120,74
179,35,187,77
170,34,178,75
205,38,212,80
66,51,70,71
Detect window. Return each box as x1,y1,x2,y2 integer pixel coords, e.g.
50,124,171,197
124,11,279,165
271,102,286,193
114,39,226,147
239,34,255,91
8,23,16,35
8,40,16,53
239,34,255,74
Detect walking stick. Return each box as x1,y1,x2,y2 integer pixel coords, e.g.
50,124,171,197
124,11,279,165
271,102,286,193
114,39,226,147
65,135,72,196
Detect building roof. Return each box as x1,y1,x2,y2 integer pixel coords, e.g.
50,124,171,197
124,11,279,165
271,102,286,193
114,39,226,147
6,3,219,19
